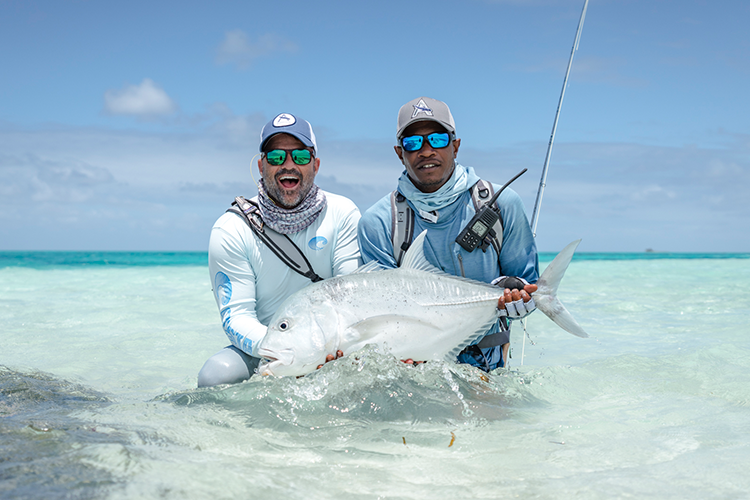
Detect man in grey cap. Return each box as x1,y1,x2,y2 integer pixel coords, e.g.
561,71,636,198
198,113,361,387
357,97,539,371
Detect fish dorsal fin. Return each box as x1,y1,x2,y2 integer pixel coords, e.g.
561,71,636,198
401,229,498,290
350,260,385,274
400,230,442,273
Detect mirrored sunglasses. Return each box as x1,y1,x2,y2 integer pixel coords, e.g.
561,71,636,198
400,132,451,152
264,149,313,166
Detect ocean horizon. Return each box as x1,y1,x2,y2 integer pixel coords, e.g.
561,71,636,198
2,250,748,269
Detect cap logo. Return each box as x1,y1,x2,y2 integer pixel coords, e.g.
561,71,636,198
411,99,433,118
273,113,296,127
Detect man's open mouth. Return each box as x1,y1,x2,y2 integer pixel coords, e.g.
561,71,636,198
277,174,300,189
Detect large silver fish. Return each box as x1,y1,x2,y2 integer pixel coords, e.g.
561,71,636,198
257,230,588,377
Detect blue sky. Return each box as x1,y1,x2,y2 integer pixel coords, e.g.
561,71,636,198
1,0,748,252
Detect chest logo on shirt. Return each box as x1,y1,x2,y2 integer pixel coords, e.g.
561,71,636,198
308,236,328,251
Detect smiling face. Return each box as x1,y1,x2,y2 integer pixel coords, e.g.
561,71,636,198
258,133,320,208
394,121,461,193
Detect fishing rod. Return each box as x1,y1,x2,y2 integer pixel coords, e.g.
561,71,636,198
529,0,590,237
522,0,590,365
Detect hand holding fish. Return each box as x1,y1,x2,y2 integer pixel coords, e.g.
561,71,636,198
316,350,344,370
493,277,538,319
401,359,425,365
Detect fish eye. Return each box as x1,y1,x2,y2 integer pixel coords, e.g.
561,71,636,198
278,320,289,331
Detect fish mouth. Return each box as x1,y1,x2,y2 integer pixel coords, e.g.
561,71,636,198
256,347,294,376
257,359,283,376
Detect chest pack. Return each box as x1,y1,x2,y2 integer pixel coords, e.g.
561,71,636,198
227,196,323,283
390,180,504,268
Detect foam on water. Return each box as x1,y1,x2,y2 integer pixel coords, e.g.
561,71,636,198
2,256,750,499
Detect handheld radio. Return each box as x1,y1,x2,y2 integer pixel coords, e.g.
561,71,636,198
455,168,527,252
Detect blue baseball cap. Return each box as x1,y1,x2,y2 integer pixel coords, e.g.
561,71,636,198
259,113,317,155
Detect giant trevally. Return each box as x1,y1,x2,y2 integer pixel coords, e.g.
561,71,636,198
257,230,588,377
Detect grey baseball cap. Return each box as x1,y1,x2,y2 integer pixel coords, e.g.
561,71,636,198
259,113,317,155
396,96,456,141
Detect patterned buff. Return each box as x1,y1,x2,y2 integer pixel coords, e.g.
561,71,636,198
256,180,327,235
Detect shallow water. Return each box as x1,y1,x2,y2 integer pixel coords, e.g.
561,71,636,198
1,255,749,499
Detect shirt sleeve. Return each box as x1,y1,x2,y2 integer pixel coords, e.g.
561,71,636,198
331,201,363,276
357,198,399,269
207,218,267,357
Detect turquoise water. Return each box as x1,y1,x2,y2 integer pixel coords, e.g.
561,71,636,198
2,251,747,268
2,253,750,499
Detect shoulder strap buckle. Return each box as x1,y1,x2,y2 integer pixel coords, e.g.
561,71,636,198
390,190,414,266
233,196,264,231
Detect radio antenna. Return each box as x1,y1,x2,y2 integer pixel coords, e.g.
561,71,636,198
530,0,590,237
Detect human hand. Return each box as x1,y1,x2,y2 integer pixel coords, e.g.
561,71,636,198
401,359,425,366
492,277,537,319
316,350,344,370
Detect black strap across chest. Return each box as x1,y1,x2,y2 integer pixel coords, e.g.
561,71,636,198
227,196,323,283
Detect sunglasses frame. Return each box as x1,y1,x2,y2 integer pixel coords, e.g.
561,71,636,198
399,132,455,152
263,148,315,166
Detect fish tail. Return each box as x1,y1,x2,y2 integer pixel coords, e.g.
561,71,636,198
535,239,589,338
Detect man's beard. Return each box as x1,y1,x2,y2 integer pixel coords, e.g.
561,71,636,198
262,169,314,208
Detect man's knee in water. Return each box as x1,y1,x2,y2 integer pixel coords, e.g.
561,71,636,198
197,346,259,388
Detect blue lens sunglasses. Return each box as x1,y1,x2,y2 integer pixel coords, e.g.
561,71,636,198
400,132,453,152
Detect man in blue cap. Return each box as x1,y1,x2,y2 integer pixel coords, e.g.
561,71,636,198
198,113,361,387
358,97,539,371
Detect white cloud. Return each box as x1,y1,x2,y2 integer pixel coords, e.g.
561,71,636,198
630,184,677,202
216,30,297,69
104,78,178,117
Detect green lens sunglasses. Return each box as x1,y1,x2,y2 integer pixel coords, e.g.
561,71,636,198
264,149,314,166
